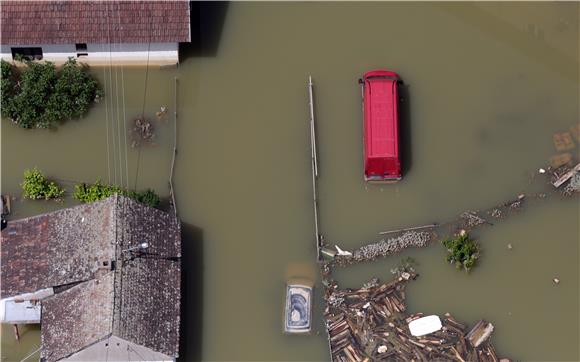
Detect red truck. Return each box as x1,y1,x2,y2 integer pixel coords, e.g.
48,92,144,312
359,70,402,182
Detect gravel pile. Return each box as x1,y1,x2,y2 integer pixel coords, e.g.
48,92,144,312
352,231,432,262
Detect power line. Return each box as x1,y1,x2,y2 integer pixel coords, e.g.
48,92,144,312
133,5,153,191
117,3,130,190
105,0,117,185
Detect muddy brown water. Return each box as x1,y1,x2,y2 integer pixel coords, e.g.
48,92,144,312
1,3,578,361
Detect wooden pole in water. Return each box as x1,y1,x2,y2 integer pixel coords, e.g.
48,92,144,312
378,224,438,235
13,324,20,342
169,76,178,217
308,76,321,261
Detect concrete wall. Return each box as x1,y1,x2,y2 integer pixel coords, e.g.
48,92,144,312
0,42,179,66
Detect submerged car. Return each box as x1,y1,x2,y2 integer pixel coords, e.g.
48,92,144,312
359,69,402,182
284,283,312,334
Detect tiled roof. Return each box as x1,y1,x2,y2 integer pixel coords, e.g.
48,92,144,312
41,274,115,362
0,198,116,298
0,1,191,45
113,196,181,358
0,195,181,361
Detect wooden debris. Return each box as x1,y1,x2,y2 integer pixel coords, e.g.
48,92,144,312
553,132,575,151
1,194,11,215
552,163,580,188
324,274,506,362
466,320,494,348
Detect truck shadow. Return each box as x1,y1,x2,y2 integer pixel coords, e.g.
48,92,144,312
178,222,204,361
180,1,230,59
399,83,413,176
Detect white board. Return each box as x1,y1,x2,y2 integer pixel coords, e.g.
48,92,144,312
408,315,442,336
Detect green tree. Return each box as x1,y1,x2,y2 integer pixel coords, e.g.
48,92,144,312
1,58,102,129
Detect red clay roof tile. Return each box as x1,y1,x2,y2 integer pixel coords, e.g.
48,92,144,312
1,1,190,45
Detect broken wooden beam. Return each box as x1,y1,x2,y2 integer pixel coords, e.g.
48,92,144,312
467,320,494,348
552,163,580,188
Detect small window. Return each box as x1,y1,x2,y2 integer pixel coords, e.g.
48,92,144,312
75,43,87,51
11,47,43,61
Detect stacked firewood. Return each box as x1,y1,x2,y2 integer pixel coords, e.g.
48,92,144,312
324,273,507,362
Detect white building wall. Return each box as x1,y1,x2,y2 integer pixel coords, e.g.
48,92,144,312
64,335,174,362
0,42,179,66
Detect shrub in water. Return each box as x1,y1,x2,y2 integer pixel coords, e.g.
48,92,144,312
21,168,65,200
73,181,160,209
441,232,480,272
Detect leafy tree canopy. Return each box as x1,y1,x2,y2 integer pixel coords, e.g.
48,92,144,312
1,58,102,129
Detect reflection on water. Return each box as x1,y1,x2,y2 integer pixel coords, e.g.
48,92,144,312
1,2,578,361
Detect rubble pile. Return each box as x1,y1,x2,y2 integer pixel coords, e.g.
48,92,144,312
324,273,505,362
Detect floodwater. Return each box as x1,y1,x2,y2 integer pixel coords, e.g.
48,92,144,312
1,2,579,361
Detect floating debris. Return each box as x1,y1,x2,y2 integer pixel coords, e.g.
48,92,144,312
131,117,155,147
553,277,560,284
552,163,580,189
459,211,490,228
335,245,353,256
1,194,11,215
466,320,494,348
324,273,506,362
156,106,169,122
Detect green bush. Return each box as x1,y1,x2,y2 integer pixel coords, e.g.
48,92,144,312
73,181,160,208
1,58,102,129
441,232,480,272
126,189,161,209
72,181,123,203
21,168,65,200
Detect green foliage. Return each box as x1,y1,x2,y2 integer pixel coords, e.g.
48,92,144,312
441,233,480,272
72,181,123,203
1,60,15,118
126,189,160,209
21,168,65,200
1,58,102,129
73,181,160,208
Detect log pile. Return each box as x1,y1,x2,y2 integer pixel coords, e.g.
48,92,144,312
324,273,506,362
